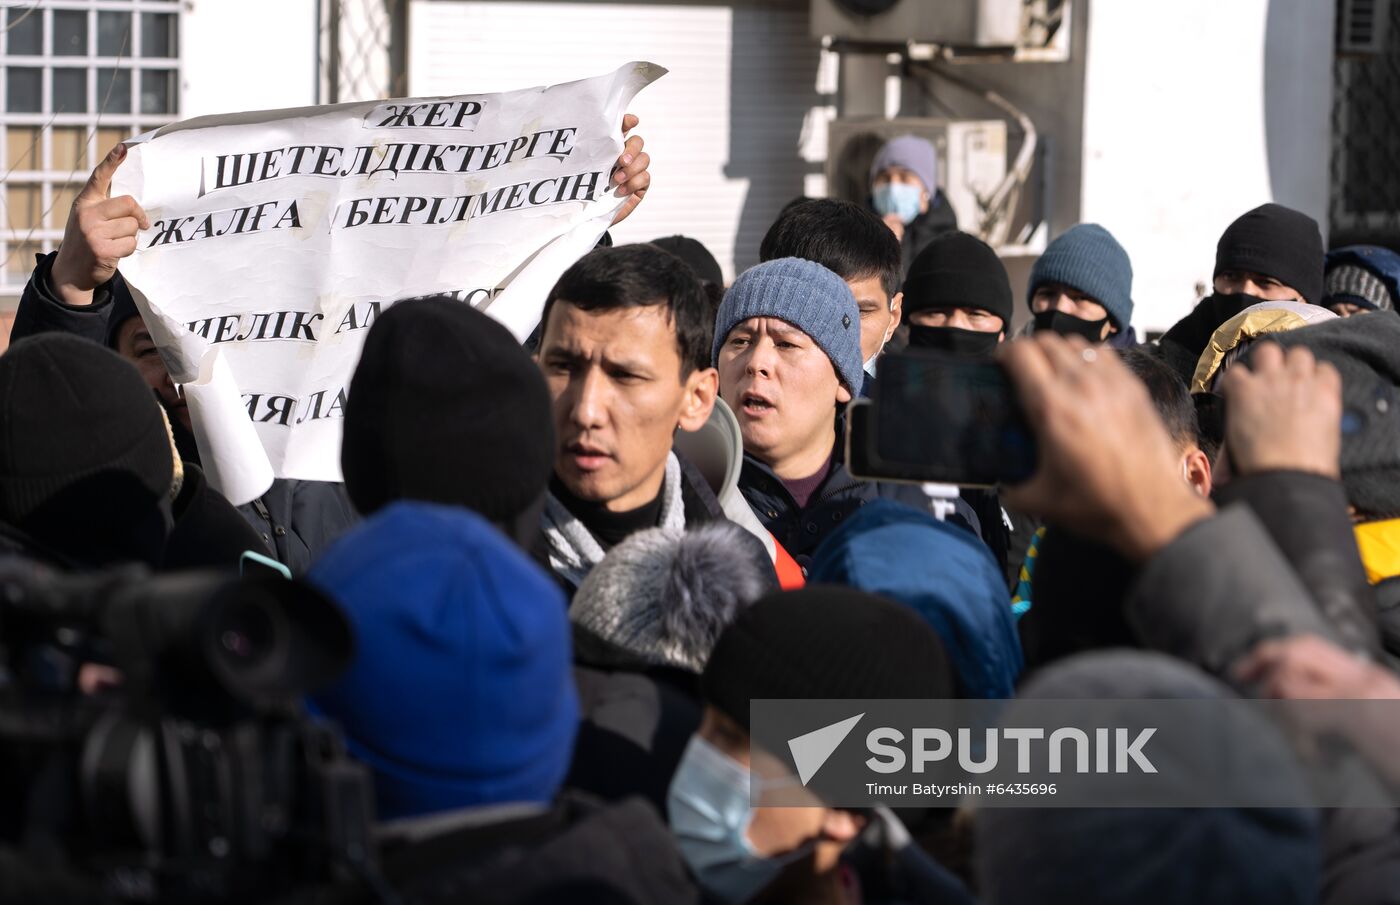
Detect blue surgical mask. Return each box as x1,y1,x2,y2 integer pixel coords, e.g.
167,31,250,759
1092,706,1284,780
872,183,923,225
667,735,790,903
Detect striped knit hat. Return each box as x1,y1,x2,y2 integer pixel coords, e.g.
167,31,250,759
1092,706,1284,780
1324,246,1400,314
1028,224,1135,330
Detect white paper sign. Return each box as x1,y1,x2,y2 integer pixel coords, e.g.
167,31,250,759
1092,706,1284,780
113,62,665,505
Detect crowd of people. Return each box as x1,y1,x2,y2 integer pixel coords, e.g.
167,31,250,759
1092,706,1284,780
5,125,1400,904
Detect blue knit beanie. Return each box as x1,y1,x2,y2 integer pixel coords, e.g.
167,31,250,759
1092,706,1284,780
308,501,578,821
713,257,864,393
1028,224,1135,329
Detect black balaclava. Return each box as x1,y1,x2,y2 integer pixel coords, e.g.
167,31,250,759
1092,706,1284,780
907,324,1001,358
1214,203,1324,305
902,232,1012,359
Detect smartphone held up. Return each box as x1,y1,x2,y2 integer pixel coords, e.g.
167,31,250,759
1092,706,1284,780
847,350,1037,488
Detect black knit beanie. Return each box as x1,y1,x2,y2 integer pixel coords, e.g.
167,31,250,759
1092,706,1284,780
901,232,1014,325
650,235,724,289
0,333,172,528
340,296,555,523
701,585,955,730
1262,312,1400,519
1214,204,1325,305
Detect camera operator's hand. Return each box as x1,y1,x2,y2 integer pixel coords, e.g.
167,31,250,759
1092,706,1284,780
1217,342,1342,480
610,113,650,226
49,143,150,308
1000,334,1215,562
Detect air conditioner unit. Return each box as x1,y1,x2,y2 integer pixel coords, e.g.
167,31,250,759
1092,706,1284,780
1337,0,1392,56
810,0,1023,47
825,117,1007,239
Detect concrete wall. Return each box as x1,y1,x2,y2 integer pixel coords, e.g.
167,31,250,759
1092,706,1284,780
1078,0,1334,331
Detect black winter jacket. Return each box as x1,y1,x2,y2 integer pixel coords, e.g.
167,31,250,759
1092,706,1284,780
567,657,703,814
14,253,359,574
317,793,700,905
897,190,959,279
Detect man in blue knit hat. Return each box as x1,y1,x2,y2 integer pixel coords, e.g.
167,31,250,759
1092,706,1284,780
715,257,982,569
1027,223,1135,345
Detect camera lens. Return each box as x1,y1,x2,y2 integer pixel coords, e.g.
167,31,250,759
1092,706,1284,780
217,599,277,666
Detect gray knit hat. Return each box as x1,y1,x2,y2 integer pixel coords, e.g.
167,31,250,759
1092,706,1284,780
1028,224,1135,329
1264,311,1400,518
570,522,779,673
869,135,938,194
712,257,864,393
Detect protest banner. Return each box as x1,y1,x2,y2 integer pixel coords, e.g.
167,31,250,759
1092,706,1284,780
113,62,665,504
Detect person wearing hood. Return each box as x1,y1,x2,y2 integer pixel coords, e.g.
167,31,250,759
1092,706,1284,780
566,520,778,811
667,586,975,905
868,135,959,277
809,500,1022,697
1027,223,1135,345
310,501,700,905
758,198,904,392
1178,306,1387,665
1184,299,1337,462
1156,203,1326,384
900,231,1012,359
0,333,266,571
1323,245,1400,317
975,650,1320,905
715,258,982,571
1262,312,1400,659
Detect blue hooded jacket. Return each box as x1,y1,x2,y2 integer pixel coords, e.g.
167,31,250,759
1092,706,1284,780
308,501,578,821
809,500,1023,697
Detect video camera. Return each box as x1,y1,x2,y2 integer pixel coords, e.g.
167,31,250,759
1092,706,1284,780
0,556,376,904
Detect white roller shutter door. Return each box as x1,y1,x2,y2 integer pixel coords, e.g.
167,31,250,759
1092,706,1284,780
409,0,828,283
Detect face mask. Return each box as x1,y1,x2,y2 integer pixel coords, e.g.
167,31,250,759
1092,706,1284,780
1034,309,1110,342
907,325,1001,359
668,735,791,903
864,324,897,375
872,183,923,225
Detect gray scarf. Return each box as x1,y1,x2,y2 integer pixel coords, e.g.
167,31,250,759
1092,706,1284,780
542,452,687,589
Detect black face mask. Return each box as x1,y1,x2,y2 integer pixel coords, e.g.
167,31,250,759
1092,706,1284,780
1034,309,1110,342
906,324,1001,359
